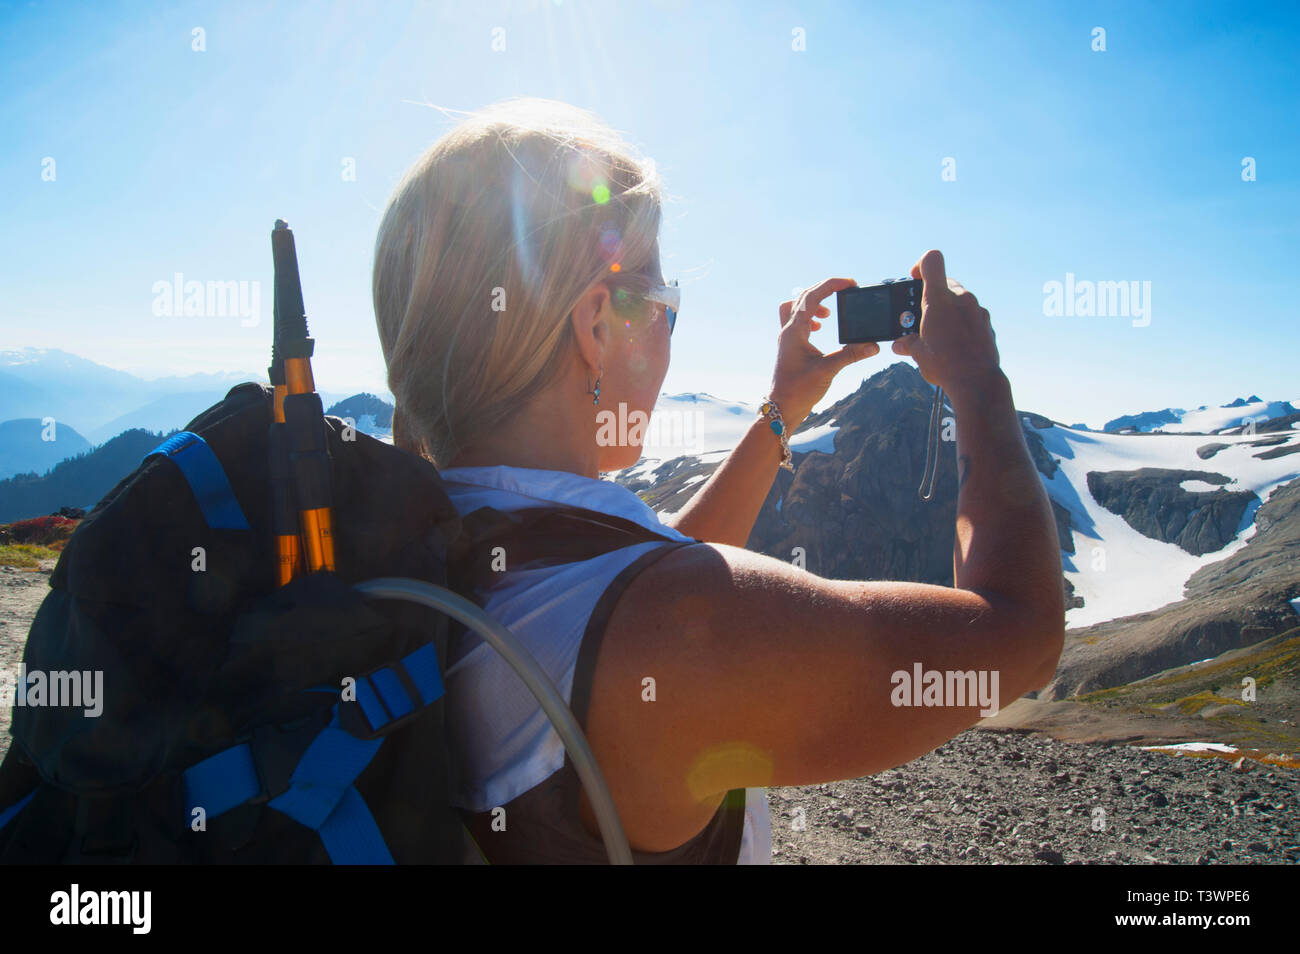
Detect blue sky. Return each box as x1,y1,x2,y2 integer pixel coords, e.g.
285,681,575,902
2,0,1297,429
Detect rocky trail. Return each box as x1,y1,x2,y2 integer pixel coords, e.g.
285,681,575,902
769,728,1298,864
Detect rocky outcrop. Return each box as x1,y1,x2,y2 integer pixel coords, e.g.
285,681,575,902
1043,475,1300,699
1104,408,1182,433
745,363,960,584
1021,419,1060,481
1255,443,1300,461
1086,468,1258,556
1254,412,1300,434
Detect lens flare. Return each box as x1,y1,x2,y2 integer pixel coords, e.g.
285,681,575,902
599,225,623,267
567,150,609,206
511,163,539,288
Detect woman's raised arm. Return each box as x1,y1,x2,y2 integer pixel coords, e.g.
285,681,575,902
581,251,1066,852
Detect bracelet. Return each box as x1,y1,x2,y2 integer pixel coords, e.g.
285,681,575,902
759,398,795,472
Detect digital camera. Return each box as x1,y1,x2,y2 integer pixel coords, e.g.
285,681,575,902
836,277,923,343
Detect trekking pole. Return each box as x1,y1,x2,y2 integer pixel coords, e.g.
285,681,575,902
269,222,304,585
271,220,336,577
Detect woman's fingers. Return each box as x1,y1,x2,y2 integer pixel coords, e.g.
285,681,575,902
786,277,856,330
778,300,794,328
824,341,879,373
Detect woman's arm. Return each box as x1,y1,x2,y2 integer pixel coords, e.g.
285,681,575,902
661,414,788,546
664,277,877,546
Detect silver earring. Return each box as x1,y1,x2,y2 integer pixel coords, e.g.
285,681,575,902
587,365,602,405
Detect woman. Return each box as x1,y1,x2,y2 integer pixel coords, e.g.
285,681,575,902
372,98,1064,864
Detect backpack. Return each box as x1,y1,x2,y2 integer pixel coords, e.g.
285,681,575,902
0,380,661,864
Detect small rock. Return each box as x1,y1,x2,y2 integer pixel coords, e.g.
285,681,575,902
1034,848,1064,864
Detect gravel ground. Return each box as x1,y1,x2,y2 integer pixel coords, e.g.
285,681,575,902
769,728,1299,864
0,562,52,747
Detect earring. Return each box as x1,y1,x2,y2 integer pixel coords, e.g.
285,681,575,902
587,365,602,405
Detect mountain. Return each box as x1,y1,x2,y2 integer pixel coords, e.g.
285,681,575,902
1104,397,1299,434
621,364,963,583
325,393,395,442
85,391,238,445
0,348,257,436
0,418,91,480
0,428,170,523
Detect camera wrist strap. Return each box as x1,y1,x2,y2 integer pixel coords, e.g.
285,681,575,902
918,384,946,501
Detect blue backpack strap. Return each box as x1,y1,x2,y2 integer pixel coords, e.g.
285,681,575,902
0,789,37,830
268,721,389,864
144,431,251,531
182,744,261,819
182,642,445,864
351,642,444,735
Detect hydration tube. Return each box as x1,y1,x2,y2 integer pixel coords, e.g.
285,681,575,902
918,384,947,501
353,577,634,865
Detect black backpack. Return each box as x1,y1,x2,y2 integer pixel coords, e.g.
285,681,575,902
0,381,665,864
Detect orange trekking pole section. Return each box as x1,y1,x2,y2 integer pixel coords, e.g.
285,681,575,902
269,219,336,585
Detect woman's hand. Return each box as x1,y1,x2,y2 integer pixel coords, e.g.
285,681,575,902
768,277,879,428
891,250,1001,393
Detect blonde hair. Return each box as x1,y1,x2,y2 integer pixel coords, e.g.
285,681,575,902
373,97,664,466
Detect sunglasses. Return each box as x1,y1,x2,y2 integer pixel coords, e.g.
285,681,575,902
641,279,680,334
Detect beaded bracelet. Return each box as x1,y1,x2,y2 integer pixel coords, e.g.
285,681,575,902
759,398,795,472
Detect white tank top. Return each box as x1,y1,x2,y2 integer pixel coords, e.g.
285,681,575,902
438,464,772,865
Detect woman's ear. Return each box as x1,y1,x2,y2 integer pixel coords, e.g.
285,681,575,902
568,280,613,374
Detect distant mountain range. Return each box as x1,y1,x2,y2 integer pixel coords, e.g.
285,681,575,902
0,349,362,477
1103,397,1299,434
0,348,257,438
0,418,91,481
0,428,168,524
0,386,398,522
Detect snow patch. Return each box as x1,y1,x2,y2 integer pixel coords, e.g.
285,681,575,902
1180,479,1225,494
789,421,838,455
1139,742,1239,754
1039,425,1300,628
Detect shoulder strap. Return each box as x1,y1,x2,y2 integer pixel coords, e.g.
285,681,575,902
447,504,692,594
